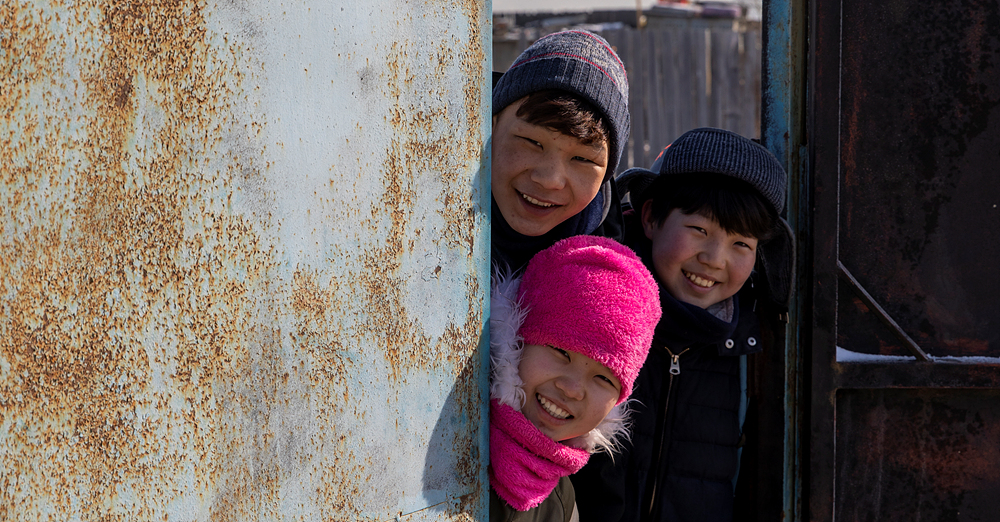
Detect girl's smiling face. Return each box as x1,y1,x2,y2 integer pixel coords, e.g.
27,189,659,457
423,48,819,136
517,343,620,442
641,203,758,309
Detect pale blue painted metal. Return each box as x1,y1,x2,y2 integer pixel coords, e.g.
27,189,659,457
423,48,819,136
761,0,806,519
0,1,490,520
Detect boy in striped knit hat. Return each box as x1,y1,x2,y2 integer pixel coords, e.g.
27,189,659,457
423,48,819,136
491,30,631,272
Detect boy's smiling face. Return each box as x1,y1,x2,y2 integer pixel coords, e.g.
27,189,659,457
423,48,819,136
491,98,609,237
517,343,620,443
642,203,758,309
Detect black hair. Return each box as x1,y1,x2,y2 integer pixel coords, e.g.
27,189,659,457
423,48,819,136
516,90,610,148
643,173,777,241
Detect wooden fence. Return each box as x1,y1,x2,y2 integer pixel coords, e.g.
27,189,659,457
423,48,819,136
495,18,762,172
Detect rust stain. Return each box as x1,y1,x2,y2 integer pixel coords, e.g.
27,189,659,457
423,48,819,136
291,267,351,416
940,337,991,356
2,1,488,520
355,27,486,383
842,391,1000,519
1,0,282,519
310,3,488,516
451,0,488,255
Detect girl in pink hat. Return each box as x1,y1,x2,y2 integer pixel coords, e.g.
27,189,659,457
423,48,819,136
489,235,661,522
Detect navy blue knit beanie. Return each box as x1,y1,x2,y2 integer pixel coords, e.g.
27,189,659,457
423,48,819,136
493,30,631,179
653,127,786,213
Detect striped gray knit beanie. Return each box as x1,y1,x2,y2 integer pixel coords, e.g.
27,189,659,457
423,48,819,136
493,30,630,179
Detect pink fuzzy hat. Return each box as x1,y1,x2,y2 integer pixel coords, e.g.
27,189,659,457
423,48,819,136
517,235,661,404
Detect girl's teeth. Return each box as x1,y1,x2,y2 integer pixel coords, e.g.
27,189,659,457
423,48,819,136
522,193,555,207
538,395,570,419
685,270,715,288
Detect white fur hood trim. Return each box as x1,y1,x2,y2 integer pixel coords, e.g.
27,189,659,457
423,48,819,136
489,271,528,411
489,271,630,455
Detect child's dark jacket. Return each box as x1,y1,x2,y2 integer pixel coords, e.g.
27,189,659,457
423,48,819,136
570,224,762,522
490,184,624,273
490,477,578,522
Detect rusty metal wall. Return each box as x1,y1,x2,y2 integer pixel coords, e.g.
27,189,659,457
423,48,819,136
836,0,1000,360
834,389,1000,522
0,1,490,520
806,0,1000,521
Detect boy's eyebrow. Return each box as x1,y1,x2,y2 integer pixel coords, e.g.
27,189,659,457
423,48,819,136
568,139,609,157
511,119,608,152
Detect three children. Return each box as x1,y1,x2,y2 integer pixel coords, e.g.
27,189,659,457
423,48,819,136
570,128,790,522
491,30,630,272
488,24,791,522
488,235,661,522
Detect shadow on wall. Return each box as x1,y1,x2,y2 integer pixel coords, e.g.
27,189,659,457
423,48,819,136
419,325,490,520
416,140,491,521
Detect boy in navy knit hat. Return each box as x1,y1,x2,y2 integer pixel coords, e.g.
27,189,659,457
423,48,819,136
492,30,631,272
571,128,794,522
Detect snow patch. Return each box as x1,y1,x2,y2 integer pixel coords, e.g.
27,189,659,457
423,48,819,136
837,347,1000,364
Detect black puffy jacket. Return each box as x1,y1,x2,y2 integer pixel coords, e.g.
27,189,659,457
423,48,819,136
571,282,762,522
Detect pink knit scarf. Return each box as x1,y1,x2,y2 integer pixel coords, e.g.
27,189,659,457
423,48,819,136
489,399,591,511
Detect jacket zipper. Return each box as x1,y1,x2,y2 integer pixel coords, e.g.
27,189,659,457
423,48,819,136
647,345,691,517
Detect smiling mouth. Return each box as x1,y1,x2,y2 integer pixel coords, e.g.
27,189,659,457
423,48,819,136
538,394,571,420
521,192,557,208
683,270,716,288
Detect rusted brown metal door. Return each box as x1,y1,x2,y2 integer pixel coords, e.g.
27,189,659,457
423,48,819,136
808,0,1000,520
